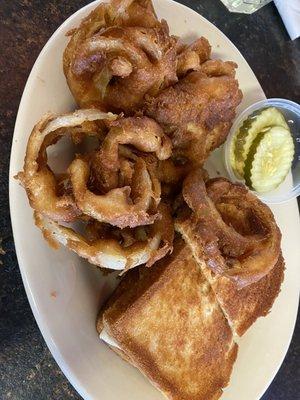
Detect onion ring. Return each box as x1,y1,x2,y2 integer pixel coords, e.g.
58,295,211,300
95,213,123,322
91,116,172,191
176,170,281,289
17,109,116,222
69,155,158,229
34,203,173,271
64,1,178,112
176,37,211,77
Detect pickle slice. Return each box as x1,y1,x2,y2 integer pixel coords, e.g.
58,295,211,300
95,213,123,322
244,126,294,193
231,107,289,177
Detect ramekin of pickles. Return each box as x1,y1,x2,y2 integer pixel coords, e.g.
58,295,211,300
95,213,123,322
224,99,300,204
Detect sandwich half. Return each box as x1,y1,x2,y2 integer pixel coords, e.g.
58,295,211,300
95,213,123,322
97,239,238,400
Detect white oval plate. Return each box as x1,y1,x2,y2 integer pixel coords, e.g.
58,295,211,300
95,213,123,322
9,1,300,399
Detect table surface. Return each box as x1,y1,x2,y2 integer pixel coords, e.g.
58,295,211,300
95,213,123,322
0,0,299,399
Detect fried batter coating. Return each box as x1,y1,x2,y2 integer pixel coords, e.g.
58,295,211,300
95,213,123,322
145,65,242,166
64,0,178,113
91,116,172,191
66,115,171,228
69,154,158,228
17,109,116,223
176,170,281,289
17,107,175,271
35,202,173,271
176,37,211,77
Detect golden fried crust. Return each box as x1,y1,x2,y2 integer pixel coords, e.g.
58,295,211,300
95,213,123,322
63,0,178,113
145,71,242,130
176,37,211,77
98,240,238,400
200,60,237,77
111,0,160,28
180,173,282,288
176,216,285,336
144,70,242,165
205,255,285,336
35,202,173,272
17,109,116,223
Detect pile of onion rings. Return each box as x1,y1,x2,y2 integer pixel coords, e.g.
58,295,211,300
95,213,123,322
17,0,283,296
17,109,174,271
64,0,242,171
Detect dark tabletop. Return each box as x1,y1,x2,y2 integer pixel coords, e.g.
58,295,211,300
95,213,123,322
0,0,299,399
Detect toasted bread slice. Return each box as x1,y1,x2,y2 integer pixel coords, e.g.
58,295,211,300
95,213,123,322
97,240,238,400
176,215,284,336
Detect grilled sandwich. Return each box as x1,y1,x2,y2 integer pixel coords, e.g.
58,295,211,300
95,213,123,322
97,240,238,400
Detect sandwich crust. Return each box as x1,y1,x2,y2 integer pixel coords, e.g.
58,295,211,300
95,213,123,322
98,240,238,400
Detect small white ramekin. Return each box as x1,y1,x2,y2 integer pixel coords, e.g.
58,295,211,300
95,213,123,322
224,98,300,204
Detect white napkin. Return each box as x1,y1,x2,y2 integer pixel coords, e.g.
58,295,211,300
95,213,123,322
274,0,300,40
